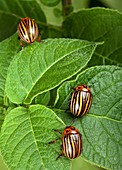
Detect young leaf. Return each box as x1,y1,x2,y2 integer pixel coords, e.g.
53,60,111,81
54,65,122,170
5,38,99,104
0,105,72,170
63,8,122,66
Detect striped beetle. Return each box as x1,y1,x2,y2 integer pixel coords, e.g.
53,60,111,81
49,126,82,159
17,17,40,46
70,84,92,117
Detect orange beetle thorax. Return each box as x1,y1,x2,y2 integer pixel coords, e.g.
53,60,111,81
74,84,91,93
63,126,79,135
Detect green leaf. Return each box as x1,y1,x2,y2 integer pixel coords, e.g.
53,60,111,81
0,33,20,129
48,87,58,106
54,65,122,170
0,155,8,170
40,0,60,7
5,38,99,104
80,115,121,170
35,91,50,106
0,105,72,170
0,0,46,41
0,33,20,105
48,26,63,38
72,157,105,170
63,8,122,66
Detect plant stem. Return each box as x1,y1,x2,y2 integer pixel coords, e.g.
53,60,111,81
62,0,72,17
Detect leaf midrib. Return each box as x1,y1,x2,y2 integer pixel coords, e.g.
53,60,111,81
88,114,122,123
28,108,46,169
24,42,94,101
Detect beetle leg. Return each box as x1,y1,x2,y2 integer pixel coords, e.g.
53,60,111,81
69,86,75,90
37,30,41,42
65,98,72,113
37,34,41,42
56,144,63,160
65,108,70,113
71,117,78,125
56,152,63,160
53,129,62,134
48,137,61,144
19,40,25,47
18,36,24,46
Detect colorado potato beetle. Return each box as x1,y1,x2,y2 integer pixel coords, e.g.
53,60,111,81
70,84,92,117
17,17,41,46
49,126,82,159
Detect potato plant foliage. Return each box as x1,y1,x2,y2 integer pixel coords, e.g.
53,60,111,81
0,1,122,170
